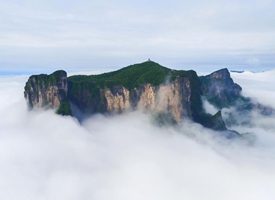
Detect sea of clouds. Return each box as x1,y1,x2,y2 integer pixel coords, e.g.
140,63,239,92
0,70,275,200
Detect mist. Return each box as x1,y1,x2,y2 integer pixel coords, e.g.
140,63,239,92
1,71,275,200
231,69,275,108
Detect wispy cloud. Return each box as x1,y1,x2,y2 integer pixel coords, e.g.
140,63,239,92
1,67,275,199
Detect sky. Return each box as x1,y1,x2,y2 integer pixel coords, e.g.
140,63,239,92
1,66,275,199
1,2,275,198
1,0,275,74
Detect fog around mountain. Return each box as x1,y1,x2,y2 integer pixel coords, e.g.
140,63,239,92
0,69,275,200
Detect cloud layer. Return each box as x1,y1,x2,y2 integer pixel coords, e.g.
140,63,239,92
0,69,275,199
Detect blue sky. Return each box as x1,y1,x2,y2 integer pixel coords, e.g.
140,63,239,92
0,0,275,74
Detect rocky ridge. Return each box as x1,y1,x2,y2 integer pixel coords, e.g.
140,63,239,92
24,70,68,111
24,61,260,133
200,68,242,109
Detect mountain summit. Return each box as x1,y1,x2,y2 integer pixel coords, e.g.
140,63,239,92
24,61,263,134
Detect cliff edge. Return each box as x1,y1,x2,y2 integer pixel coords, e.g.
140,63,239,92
24,70,71,115
24,61,240,131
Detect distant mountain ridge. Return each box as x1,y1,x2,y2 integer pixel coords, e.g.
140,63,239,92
24,61,271,135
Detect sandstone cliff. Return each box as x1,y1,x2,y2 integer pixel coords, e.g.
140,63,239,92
66,71,204,121
24,70,71,115
23,61,233,131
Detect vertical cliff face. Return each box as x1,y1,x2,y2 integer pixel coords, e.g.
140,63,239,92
67,81,102,113
24,70,68,109
67,76,198,123
131,77,194,122
23,63,231,131
105,86,131,112
135,84,156,110
65,71,203,123
200,68,242,108
24,64,274,134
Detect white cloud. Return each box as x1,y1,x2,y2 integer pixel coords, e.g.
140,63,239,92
202,97,219,115
1,69,275,199
231,69,275,107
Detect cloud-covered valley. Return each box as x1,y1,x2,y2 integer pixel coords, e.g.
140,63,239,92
1,70,275,200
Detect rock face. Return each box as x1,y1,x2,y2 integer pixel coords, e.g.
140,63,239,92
24,70,68,109
66,71,204,123
105,86,130,112
200,68,242,108
131,76,201,123
23,62,238,131
199,68,275,128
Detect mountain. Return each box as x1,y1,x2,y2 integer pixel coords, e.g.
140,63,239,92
200,68,242,109
24,61,258,133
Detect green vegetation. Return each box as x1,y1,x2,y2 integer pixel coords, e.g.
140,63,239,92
68,61,194,90
69,81,100,100
47,70,66,87
24,70,68,112
68,61,170,90
25,70,66,92
24,61,230,131
56,100,72,116
66,61,202,114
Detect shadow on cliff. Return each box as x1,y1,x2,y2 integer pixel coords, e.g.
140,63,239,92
2,73,275,199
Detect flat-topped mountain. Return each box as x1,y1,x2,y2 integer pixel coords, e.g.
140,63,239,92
24,61,258,133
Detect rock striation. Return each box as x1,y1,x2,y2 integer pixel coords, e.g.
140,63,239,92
131,75,202,123
105,86,130,112
24,70,68,109
200,68,242,109
23,61,245,131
